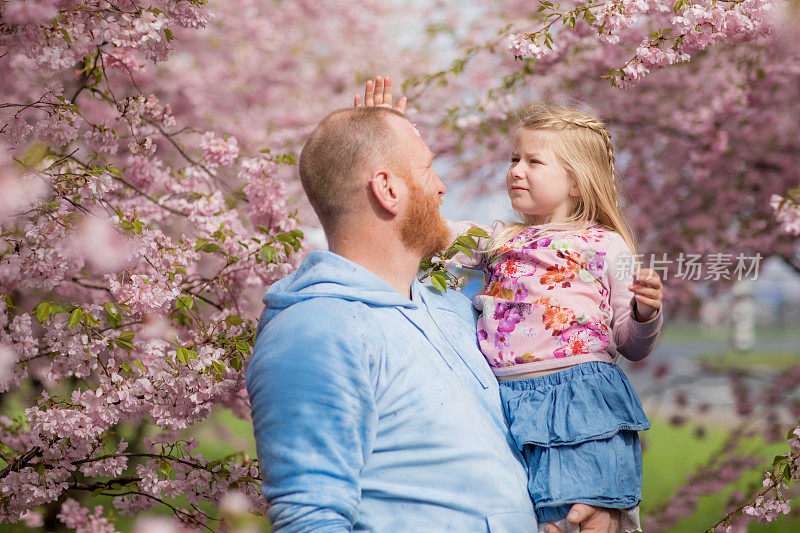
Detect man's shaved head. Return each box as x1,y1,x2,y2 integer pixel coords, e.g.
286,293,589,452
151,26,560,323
299,106,409,231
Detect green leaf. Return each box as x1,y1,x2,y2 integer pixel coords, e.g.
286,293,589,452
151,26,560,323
133,361,146,372
431,272,448,292
289,229,304,239
176,347,189,364
261,246,275,263
177,296,194,310
164,28,174,41
107,165,122,177
230,356,242,371
236,341,249,354
68,308,84,329
120,362,132,373
194,238,208,251
455,235,478,249
35,302,52,323
452,243,473,258
118,331,135,342
201,243,222,253
466,227,490,238
225,315,244,327
115,340,134,350
160,461,171,476
104,302,119,316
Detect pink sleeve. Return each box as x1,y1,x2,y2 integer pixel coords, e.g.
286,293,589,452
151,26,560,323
445,220,506,270
605,233,663,362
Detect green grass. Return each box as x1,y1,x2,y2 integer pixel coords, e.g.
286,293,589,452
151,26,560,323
641,418,800,532
659,322,800,344
697,351,800,371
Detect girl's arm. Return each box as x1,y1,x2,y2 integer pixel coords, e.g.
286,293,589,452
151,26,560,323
445,220,506,270
606,234,664,361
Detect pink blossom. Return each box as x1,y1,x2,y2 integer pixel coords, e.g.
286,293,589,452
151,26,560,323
84,124,119,155
107,273,181,315
2,0,58,25
201,131,240,167
0,167,48,223
1,116,34,146
769,194,800,235
20,510,44,528
0,343,18,393
507,33,552,60
35,111,79,147
240,157,287,230
57,498,118,533
70,216,133,273
168,1,213,28
132,516,178,533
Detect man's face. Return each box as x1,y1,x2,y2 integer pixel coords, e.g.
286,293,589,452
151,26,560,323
388,117,451,260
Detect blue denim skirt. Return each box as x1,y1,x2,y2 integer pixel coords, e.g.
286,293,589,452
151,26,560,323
498,361,649,524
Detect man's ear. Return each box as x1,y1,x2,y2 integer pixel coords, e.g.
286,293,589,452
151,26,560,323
369,169,404,215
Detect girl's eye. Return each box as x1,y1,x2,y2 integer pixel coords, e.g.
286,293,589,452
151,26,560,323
510,157,520,163
529,159,541,165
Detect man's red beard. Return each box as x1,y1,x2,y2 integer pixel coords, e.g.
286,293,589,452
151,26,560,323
399,180,452,260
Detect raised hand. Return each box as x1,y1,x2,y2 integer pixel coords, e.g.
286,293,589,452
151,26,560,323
354,75,407,112
630,267,663,322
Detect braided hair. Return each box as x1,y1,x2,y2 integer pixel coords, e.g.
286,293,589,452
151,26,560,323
491,103,637,256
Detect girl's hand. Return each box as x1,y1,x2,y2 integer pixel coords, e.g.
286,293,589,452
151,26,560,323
629,268,663,322
354,75,407,112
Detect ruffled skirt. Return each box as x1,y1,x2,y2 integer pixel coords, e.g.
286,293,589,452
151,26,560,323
499,361,649,526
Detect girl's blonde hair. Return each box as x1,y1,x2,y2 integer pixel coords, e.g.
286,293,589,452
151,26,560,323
491,103,637,256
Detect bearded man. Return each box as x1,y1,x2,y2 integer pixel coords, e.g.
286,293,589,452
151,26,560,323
246,94,626,532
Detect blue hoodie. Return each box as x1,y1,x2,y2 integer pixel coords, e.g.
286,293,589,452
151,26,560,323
246,250,537,532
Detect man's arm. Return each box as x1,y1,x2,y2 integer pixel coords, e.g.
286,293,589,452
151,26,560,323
246,302,378,532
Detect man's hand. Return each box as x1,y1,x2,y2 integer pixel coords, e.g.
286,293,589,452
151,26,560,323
544,504,621,533
630,267,663,322
354,75,407,112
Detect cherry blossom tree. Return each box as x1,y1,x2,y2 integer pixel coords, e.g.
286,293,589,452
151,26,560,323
1,0,798,530
0,0,410,529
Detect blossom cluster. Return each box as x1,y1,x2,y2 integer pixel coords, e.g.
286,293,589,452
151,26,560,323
740,426,800,523
0,0,301,528
504,0,782,86
770,193,800,236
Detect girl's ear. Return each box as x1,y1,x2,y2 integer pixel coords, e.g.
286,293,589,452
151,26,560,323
368,169,403,216
568,180,581,197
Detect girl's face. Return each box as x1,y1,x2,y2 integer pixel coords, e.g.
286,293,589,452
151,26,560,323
507,129,579,225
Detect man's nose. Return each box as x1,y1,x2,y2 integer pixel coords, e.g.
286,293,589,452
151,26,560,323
436,174,446,197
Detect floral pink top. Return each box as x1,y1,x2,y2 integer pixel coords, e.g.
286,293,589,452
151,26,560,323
448,221,663,377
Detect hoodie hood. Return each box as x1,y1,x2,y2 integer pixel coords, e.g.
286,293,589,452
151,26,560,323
261,250,417,324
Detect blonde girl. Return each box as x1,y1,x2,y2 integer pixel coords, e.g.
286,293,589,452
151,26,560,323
447,104,664,533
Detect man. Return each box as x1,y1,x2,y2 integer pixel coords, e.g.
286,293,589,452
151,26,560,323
246,96,626,531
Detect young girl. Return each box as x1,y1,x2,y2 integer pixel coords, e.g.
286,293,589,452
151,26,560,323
447,104,664,533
